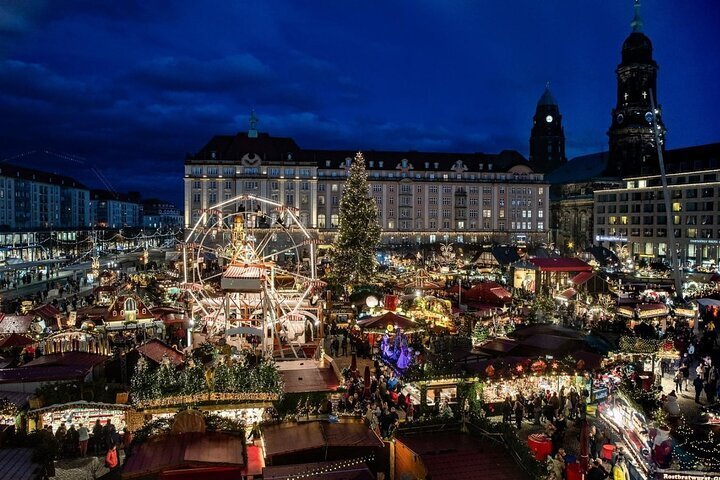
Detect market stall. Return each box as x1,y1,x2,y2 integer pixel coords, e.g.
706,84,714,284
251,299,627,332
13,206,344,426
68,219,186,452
482,373,589,404
31,401,132,432
598,390,653,479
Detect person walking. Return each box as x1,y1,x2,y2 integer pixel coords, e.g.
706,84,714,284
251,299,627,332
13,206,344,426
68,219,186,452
694,375,704,404
674,370,683,393
341,335,348,356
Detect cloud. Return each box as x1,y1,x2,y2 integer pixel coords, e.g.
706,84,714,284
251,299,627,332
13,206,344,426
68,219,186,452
130,54,271,93
0,59,113,107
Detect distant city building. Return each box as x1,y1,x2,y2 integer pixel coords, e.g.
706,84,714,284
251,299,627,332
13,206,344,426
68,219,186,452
594,165,720,266
549,2,719,258
0,163,89,230
184,129,551,246
90,190,142,228
142,199,183,229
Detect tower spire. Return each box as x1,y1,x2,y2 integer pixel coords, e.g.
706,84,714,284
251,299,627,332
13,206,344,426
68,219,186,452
631,0,643,32
248,109,259,138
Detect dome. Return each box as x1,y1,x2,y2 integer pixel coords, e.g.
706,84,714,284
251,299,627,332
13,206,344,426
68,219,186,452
537,85,557,107
622,32,654,64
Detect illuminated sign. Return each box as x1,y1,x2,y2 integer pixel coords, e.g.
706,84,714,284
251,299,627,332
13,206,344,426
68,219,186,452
595,235,627,242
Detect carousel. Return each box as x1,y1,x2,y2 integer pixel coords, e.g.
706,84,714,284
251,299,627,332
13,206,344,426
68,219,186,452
182,194,323,358
39,329,110,356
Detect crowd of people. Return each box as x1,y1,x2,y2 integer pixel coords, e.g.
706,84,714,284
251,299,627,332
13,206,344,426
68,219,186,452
43,418,131,467
332,363,416,439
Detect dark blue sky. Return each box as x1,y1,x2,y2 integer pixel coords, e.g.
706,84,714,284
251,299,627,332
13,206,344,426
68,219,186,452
0,1,718,205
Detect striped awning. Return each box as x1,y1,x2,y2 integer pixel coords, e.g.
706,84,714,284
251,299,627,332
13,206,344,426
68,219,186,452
224,265,265,279
180,282,203,292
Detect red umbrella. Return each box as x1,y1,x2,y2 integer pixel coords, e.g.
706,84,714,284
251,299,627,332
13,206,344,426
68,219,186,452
363,366,371,392
350,353,357,372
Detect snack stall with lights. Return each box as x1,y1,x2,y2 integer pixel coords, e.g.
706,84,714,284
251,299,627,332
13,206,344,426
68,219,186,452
30,401,132,433
478,358,593,408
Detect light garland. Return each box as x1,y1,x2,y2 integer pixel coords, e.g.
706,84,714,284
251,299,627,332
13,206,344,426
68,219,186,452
286,455,376,479
136,392,280,410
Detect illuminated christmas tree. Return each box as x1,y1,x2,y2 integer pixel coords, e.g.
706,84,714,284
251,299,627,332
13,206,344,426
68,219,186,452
331,152,381,286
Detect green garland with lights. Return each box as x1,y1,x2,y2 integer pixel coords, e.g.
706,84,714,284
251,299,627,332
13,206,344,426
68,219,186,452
130,348,283,404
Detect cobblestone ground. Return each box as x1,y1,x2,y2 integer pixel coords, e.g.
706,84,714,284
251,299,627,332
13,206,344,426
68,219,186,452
53,451,125,480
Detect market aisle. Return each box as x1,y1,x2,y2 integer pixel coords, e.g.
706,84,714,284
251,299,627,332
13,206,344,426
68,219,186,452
658,366,705,425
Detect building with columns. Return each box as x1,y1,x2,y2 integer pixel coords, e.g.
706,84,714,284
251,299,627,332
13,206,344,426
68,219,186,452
184,128,551,246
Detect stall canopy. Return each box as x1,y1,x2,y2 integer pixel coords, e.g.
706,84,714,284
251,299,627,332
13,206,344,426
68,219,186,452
696,298,720,308
263,422,383,463
263,460,374,480
357,312,416,332
136,339,184,366
0,333,34,349
491,245,521,267
395,431,527,480
277,360,339,394
529,257,593,272
556,288,577,301
463,282,512,305
122,432,245,480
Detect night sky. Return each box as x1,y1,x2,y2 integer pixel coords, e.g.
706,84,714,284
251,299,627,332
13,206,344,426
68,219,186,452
0,1,718,205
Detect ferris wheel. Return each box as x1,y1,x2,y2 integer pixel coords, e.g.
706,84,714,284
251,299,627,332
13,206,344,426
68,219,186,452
182,194,324,358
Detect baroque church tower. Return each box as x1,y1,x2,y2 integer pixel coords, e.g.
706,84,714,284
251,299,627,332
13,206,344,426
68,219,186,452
607,0,666,177
529,84,566,173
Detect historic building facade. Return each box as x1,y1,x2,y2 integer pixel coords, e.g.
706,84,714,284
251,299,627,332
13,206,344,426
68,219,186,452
184,128,551,246
0,163,90,230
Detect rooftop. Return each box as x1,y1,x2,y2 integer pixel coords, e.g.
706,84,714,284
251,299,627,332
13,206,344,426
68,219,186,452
0,163,87,190
397,431,529,480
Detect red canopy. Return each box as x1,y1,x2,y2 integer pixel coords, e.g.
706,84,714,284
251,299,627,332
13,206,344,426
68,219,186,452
529,257,592,272
464,282,511,304
0,333,34,349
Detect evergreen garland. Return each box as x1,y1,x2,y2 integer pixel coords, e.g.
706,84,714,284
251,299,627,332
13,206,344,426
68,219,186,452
331,152,381,286
130,347,283,403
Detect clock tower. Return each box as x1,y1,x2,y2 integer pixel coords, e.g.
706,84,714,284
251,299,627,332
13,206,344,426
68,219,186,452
607,0,666,177
529,83,566,172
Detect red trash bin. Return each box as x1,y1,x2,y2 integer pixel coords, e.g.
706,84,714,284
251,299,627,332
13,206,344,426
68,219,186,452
601,444,615,461
566,463,582,480
527,433,553,461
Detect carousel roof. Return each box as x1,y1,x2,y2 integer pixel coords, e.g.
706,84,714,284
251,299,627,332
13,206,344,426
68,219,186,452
356,311,416,331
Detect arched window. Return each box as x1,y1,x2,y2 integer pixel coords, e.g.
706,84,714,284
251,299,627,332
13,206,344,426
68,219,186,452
124,298,136,312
